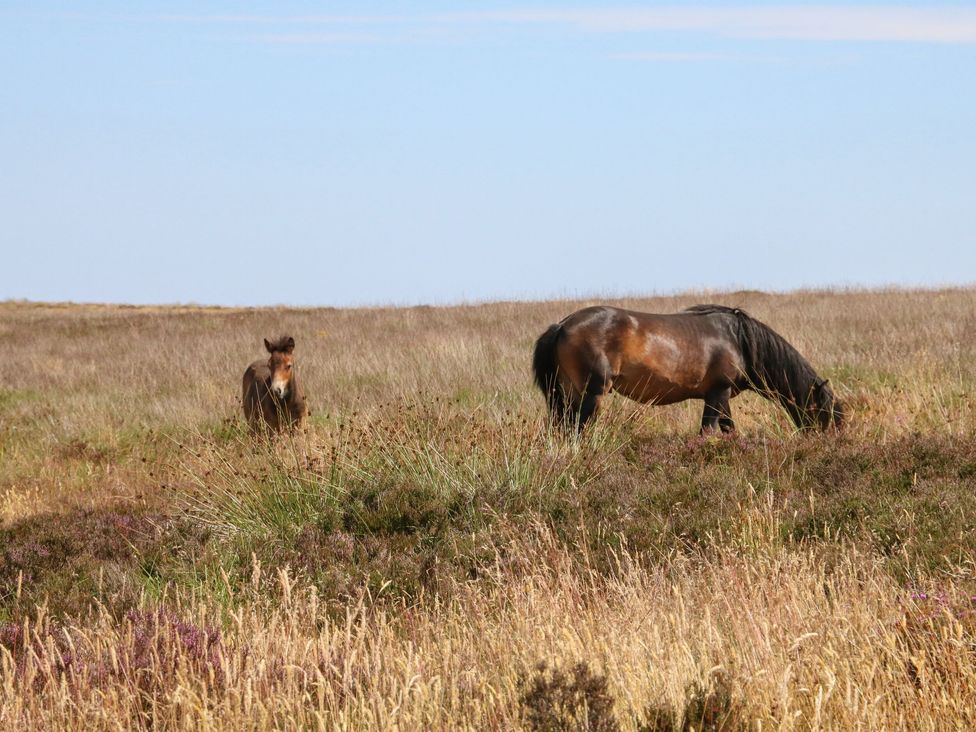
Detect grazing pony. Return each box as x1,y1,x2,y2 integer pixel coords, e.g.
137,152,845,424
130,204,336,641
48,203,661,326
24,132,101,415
533,304,844,434
242,336,307,432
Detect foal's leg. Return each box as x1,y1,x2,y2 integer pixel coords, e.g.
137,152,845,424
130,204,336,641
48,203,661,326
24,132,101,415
701,386,733,434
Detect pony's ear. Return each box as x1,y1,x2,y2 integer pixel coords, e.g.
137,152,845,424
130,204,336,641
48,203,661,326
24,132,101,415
284,337,295,354
264,338,274,353
816,378,829,391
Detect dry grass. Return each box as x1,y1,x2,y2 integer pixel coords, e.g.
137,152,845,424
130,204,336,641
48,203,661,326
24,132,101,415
3,532,975,730
1,288,975,729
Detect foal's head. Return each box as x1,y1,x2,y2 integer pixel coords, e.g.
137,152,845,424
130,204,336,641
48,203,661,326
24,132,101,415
808,378,845,430
263,336,296,399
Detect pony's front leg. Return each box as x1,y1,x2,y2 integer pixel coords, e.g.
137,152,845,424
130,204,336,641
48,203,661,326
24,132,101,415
701,386,733,434
718,388,736,433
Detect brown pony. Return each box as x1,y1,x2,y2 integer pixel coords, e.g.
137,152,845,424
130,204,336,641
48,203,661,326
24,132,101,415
242,336,307,432
533,304,844,434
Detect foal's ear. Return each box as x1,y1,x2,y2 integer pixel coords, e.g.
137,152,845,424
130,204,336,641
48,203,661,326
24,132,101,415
284,337,295,354
815,378,830,392
264,338,274,353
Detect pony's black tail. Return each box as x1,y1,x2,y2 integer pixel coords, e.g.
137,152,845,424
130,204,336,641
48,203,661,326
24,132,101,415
532,323,565,425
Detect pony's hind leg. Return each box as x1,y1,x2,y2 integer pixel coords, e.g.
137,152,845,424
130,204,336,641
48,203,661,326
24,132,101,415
576,392,603,432
574,368,612,433
546,384,568,429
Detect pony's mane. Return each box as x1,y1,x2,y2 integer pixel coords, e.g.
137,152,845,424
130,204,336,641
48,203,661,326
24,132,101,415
266,335,295,353
684,303,748,317
684,304,820,424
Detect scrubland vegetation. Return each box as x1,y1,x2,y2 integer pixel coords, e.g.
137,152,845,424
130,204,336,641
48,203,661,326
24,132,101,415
1,288,975,730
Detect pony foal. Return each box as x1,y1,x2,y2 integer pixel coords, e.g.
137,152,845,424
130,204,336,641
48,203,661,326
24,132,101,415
242,336,307,432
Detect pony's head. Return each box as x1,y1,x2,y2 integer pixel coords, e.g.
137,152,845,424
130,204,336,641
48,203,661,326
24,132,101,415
807,378,845,430
263,336,296,399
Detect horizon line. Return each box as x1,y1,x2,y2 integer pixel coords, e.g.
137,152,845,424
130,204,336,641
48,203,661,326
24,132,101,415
4,282,975,312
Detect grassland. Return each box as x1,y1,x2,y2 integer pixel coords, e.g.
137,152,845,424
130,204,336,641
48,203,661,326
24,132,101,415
1,288,975,730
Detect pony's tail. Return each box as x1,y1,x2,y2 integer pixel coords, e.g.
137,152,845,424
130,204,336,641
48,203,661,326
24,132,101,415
533,323,565,426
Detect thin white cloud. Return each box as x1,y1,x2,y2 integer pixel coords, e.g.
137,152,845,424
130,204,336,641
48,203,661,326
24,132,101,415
612,50,754,62
453,7,976,44
258,32,384,45
150,14,407,26
142,6,976,45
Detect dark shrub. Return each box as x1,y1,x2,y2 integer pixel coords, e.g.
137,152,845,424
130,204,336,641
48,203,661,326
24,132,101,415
519,661,619,732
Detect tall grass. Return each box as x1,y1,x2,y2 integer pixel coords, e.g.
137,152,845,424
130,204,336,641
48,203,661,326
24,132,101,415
2,527,974,730
1,289,976,728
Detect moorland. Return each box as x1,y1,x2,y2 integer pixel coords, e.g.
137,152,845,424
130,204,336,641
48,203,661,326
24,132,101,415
1,288,975,730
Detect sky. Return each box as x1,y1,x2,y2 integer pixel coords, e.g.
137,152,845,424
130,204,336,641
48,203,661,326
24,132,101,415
1,2,975,306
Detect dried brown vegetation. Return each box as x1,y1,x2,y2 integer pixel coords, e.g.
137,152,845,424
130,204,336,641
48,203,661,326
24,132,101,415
1,288,975,730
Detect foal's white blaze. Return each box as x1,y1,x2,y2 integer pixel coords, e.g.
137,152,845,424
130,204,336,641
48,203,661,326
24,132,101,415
272,376,289,398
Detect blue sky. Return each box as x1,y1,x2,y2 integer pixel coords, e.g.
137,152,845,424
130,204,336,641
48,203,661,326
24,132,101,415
2,2,974,306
